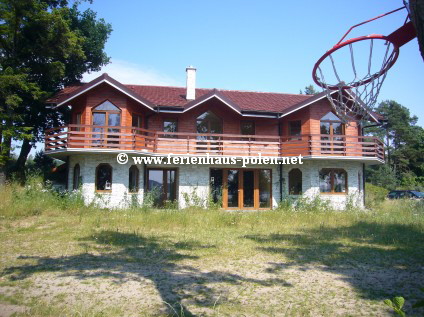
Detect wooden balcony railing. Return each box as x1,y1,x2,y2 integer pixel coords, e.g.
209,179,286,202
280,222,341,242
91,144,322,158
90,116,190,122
45,124,385,161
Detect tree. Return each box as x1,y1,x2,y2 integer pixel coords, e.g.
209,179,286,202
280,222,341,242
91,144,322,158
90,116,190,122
0,0,112,181
300,84,319,95
366,100,424,188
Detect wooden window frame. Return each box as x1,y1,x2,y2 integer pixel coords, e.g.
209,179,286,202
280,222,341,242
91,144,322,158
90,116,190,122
145,168,178,205
319,168,348,195
320,115,346,154
132,113,143,134
288,120,302,140
220,168,272,210
91,100,121,128
196,111,223,134
129,165,139,193
95,163,113,193
163,118,178,138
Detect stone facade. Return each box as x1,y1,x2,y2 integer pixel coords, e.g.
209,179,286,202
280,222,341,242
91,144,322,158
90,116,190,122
67,153,364,210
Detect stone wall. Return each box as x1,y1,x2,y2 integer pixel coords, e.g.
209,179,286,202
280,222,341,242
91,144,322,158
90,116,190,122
68,153,364,210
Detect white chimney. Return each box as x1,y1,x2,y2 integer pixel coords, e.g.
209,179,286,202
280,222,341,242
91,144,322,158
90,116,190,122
186,66,196,100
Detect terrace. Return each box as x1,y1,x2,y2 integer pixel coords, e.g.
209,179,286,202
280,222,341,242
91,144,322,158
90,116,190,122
45,124,384,161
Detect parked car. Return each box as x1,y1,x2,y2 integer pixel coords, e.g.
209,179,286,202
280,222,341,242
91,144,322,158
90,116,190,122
387,190,424,200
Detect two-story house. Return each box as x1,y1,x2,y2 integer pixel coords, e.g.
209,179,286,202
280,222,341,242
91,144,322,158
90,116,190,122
45,67,384,210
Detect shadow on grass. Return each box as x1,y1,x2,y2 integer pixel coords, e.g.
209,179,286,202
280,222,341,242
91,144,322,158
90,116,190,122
2,230,292,316
244,221,424,314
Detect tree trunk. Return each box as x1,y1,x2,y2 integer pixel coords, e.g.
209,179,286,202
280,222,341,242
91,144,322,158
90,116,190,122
13,139,32,180
0,135,12,184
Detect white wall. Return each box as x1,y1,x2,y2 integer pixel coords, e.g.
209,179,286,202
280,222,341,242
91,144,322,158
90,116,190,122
67,153,364,210
282,159,364,209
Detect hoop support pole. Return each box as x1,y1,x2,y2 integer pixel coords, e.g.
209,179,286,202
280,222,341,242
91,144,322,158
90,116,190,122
336,6,406,45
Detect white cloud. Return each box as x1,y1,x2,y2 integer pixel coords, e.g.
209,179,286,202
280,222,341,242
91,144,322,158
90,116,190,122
82,59,181,86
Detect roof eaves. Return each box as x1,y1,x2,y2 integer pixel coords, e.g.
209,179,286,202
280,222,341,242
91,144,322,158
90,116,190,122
53,74,156,110
183,89,241,114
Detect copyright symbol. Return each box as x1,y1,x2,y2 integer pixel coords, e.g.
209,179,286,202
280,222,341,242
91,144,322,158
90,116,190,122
117,153,129,165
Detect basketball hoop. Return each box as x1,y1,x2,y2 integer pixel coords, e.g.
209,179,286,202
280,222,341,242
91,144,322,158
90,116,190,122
312,6,417,124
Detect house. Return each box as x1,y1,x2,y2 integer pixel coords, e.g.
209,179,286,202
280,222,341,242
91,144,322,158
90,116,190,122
44,67,384,210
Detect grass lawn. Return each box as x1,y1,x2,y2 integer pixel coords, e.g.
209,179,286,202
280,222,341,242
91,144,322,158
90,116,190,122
0,185,423,316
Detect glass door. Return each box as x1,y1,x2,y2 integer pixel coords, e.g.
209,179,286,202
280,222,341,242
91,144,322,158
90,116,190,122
221,169,272,209
227,170,239,208
243,170,255,208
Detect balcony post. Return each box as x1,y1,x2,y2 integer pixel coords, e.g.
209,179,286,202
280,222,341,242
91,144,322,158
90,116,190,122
153,132,158,153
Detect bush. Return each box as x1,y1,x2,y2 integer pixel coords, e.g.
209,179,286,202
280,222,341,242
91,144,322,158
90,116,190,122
365,183,389,209
0,174,87,218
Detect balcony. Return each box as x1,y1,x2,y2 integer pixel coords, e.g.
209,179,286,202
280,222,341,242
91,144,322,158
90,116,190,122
45,124,385,161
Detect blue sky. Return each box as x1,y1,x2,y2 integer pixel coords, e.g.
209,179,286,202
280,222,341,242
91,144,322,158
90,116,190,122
80,0,424,126
18,0,424,157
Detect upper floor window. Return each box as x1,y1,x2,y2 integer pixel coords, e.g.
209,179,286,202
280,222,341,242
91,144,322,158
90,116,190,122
196,111,222,134
132,113,142,134
320,112,344,152
289,121,301,140
163,119,178,138
92,101,121,144
240,121,255,135
96,163,112,192
94,100,120,111
319,168,347,194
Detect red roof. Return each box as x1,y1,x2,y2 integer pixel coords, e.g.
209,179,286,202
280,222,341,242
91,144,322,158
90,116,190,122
47,73,313,114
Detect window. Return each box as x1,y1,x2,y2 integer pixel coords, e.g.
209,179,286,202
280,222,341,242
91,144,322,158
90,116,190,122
132,114,142,134
319,168,347,194
74,113,82,132
96,164,112,192
146,169,177,206
73,164,81,190
129,165,139,193
320,112,345,153
288,168,302,195
196,111,222,134
163,119,178,138
92,100,121,145
196,111,222,153
289,121,301,140
240,121,255,135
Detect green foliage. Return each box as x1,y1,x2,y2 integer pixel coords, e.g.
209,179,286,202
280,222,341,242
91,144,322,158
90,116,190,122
0,0,112,175
384,296,406,317
366,100,424,189
300,84,320,95
365,183,389,208
182,186,206,209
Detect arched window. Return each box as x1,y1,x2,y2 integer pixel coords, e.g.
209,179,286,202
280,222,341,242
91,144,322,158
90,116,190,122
319,168,347,194
96,164,112,192
196,111,222,134
320,112,345,153
129,165,139,193
288,168,302,195
73,164,81,190
92,100,121,144
196,111,222,152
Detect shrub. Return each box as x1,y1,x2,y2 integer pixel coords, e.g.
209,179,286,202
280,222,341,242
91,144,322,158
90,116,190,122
365,183,389,209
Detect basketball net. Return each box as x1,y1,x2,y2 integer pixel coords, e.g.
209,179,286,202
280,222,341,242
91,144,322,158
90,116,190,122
312,6,417,126
314,39,398,125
